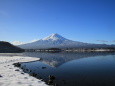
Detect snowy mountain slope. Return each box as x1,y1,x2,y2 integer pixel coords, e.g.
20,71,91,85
17,33,115,49
42,33,67,41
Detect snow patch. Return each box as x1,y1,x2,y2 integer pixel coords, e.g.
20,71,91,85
42,33,66,41
0,56,48,86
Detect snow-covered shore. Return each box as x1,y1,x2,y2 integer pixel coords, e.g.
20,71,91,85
0,56,48,86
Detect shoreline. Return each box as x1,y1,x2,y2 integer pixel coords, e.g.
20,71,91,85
25,49,115,52
0,56,48,86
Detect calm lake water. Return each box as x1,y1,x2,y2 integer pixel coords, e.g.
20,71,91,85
1,52,115,86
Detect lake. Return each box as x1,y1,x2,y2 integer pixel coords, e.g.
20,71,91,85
1,52,115,86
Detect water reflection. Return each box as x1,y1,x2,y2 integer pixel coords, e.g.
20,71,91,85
19,52,115,86
1,52,115,86
22,52,115,67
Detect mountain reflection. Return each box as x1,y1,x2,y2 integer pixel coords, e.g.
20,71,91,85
22,52,115,67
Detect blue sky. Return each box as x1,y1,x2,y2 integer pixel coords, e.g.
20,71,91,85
0,0,115,44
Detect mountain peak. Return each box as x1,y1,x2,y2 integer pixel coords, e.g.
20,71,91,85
17,33,115,49
42,33,67,41
50,33,61,37
50,33,58,36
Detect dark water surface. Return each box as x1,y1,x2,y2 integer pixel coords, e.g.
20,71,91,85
19,52,115,86
1,52,115,86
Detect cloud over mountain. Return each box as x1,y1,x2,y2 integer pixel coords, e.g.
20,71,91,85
12,41,24,45
96,40,108,42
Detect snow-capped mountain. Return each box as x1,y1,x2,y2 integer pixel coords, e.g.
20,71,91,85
17,33,115,49
42,33,67,41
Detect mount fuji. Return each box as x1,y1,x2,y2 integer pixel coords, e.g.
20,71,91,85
17,33,115,49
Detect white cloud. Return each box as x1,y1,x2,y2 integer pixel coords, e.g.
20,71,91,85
96,40,108,42
12,41,24,45
30,39,38,43
12,39,39,45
